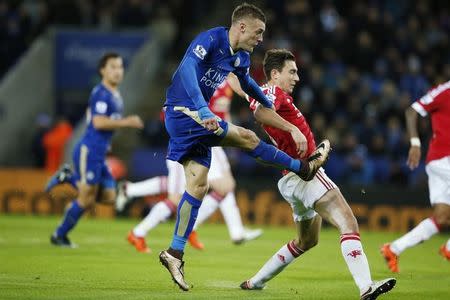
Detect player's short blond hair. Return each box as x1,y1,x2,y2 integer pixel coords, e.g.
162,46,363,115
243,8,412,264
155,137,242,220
263,49,296,80
231,3,266,24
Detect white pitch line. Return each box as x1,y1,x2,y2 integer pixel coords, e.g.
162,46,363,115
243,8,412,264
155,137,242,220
206,280,239,289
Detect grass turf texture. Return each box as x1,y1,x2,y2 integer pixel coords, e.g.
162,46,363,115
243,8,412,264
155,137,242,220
0,214,449,299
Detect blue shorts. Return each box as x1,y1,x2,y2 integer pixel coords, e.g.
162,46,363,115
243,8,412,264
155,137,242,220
72,142,116,188
164,105,228,168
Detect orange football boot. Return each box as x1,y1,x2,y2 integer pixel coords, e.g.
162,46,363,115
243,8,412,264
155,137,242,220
188,230,204,250
439,244,450,260
127,231,151,253
380,243,399,273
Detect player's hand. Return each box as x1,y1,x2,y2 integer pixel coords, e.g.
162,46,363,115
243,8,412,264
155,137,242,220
290,128,307,158
203,117,219,131
198,106,219,131
407,146,421,170
125,115,144,129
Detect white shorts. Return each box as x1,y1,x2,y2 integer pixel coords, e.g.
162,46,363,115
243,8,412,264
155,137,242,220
166,147,231,195
425,156,450,205
277,168,337,222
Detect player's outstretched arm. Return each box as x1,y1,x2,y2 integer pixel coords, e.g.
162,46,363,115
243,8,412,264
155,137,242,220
405,106,421,170
179,56,218,131
227,73,247,99
229,74,307,157
236,73,273,108
93,115,144,130
253,104,307,157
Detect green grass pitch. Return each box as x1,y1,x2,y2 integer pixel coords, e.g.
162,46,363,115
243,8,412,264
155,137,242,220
0,214,449,299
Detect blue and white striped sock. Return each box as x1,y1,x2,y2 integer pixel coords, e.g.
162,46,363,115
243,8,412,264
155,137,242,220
170,192,202,251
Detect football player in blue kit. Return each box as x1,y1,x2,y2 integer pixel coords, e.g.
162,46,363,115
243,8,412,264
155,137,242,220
159,3,331,290
50,52,144,247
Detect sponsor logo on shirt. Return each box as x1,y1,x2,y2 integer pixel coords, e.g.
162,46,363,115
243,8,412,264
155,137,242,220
200,68,227,89
193,45,207,60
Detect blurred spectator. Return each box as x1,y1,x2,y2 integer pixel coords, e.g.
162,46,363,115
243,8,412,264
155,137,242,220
42,117,73,173
117,0,151,27
242,0,449,186
31,113,52,168
3,0,449,186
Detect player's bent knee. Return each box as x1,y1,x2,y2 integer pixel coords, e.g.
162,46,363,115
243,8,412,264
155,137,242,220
224,176,236,193
211,178,235,196
238,128,260,150
187,183,209,199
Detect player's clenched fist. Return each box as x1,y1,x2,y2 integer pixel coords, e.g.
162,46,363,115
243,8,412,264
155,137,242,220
203,118,219,131
290,128,307,158
199,106,219,131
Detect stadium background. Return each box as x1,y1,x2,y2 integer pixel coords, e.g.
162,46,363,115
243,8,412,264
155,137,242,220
1,0,450,231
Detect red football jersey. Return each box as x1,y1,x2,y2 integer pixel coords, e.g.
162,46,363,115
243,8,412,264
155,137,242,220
209,80,233,121
249,85,316,160
411,80,450,164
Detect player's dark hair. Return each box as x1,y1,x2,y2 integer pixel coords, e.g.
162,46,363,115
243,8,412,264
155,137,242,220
232,3,266,24
263,49,296,80
97,52,121,75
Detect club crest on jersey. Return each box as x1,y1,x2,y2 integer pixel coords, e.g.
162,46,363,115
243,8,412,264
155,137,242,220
95,101,108,114
86,171,95,181
234,57,240,67
193,45,207,60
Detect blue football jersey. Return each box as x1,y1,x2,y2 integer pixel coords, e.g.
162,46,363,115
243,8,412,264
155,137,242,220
80,83,123,158
165,27,250,109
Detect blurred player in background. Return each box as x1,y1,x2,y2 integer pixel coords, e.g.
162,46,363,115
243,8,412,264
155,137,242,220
124,75,262,254
49,52,144,247
239,49,396,300
381,80,450,272
159,3,330,291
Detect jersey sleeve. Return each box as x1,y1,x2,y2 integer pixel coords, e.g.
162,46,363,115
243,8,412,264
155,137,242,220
177,30,218,109
271,87,284,111
412,86,447,117
89,90,112,117
248,86,279,111
186,30,216,63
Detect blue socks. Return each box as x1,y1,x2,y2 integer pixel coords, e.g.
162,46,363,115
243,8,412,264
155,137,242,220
247,141,301,172
170,192,202,251
56,200,85,237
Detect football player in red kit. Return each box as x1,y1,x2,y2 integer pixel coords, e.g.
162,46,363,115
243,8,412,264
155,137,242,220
240,49,396,300
381,80,450,272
